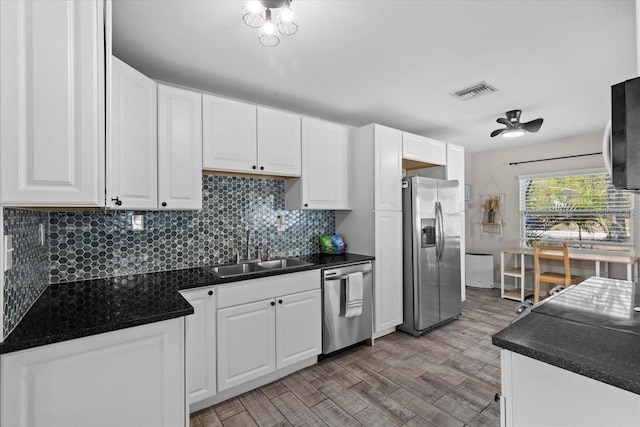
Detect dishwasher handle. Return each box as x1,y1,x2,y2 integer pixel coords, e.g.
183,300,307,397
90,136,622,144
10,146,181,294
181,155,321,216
325,271,372,281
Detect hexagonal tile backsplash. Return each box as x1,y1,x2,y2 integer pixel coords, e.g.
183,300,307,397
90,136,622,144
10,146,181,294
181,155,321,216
3,175,335,337
48,175,335,283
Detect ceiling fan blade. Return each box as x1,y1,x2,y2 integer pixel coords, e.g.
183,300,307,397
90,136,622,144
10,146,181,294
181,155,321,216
521,118,543,133
496,117,514,128
490,128,506,138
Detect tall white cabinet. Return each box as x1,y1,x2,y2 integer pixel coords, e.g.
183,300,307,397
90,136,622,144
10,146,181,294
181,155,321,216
336,124,404,338
0,0,105,206
446,143,466,301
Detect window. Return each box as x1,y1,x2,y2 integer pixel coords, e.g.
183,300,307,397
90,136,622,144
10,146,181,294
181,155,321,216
520,169,634,252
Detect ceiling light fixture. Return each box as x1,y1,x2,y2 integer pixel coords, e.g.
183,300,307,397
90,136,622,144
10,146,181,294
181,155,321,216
243,0,298,47
502,129,526,138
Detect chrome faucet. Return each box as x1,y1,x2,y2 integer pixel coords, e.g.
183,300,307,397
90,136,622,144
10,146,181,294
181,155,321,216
246,230,252,260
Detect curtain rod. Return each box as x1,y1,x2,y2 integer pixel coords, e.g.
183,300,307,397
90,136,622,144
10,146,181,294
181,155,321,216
509,152,602,166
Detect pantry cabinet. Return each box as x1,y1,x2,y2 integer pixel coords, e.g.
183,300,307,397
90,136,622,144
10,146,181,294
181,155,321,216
0,319,186,427
0,0,105,206
180,287,217,405
285,117,350,210
157,85,203,210
336,124,404,338
202,95,301,177
107,56,158,210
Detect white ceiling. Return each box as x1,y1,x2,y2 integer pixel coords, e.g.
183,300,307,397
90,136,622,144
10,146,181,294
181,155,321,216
112,0,637,153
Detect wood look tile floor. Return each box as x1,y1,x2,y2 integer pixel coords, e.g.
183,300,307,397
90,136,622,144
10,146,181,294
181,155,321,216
191,288,517,427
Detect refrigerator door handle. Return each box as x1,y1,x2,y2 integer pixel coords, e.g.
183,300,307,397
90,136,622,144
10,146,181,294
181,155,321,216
437,201,445,260
435,201,444,262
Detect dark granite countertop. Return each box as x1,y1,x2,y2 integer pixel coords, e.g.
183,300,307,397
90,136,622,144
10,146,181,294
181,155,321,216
0,253,374,355
492,277,640,395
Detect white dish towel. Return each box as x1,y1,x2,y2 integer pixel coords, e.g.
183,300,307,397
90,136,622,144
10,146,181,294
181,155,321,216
344,272,363,318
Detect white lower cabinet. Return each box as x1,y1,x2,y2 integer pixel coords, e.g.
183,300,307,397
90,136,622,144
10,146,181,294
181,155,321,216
501,350,640,427
217,288,321,393
276,290,322,369
181,287,217,405
217,298,277,392
0,319,186,427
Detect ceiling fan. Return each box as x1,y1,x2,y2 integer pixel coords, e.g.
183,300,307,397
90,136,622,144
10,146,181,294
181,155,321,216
491,110,543,138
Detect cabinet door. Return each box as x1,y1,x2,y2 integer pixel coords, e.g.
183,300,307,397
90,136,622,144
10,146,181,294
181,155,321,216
181,287,216,405
0,0,105,206
402,132,447,165
301,117,349,209
257,107,301,176
217,298,276,391
374,211,403,333
276,289,321,369
446,143,465,211
157,85,203,210
107,57,158,210
374,125,403,211
202,94,257,173
1,319,185,427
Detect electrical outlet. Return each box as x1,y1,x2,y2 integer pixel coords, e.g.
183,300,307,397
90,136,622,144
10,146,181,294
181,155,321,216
4,235,13,271
276,214,287,232
39,223,46,246
131,215,144,231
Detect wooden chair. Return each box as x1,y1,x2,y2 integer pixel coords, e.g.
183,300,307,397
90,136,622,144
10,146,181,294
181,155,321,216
532,242,581,303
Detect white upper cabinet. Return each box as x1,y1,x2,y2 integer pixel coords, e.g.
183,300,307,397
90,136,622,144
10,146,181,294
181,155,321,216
374,125,403,211
257,107,301,176
202,97,301,177
402,132,447,166
107,57,158,210
157,85,203,210
285,117,350,210
446,143,465,211
0,0,105,206
202,94,257,173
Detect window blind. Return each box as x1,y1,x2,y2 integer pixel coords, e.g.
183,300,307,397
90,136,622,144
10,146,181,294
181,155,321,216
519,172,634,251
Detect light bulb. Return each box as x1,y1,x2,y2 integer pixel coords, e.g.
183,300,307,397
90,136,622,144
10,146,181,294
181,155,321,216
276,3,298,35
259,9,280,47
503,129,525,138
262,20,276,35
243,1,265,28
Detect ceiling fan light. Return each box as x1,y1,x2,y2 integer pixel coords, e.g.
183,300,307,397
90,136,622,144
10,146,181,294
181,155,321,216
243,1,265,28
502,129,525,138
276,3,298,35
259,16,280,46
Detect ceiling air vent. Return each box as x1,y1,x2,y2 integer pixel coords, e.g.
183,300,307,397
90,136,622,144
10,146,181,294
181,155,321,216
452,81,498,101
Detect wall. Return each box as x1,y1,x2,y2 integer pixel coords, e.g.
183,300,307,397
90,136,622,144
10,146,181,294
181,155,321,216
2,209,49,338
2,175,335,337
466,131,639,284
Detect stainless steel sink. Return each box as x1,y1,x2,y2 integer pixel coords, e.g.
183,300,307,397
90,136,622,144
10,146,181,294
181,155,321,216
256,258,312,270
206,258,312,278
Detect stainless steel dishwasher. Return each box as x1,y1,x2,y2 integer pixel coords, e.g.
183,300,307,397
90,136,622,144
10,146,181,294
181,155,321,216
322,261,373,355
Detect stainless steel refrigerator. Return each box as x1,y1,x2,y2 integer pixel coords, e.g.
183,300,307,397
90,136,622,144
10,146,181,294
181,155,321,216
399,176,462,336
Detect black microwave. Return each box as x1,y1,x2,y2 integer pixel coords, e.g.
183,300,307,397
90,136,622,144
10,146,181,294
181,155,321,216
610,76,640,190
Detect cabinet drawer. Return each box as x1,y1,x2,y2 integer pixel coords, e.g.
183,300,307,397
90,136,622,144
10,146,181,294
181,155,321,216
216,270,319,309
